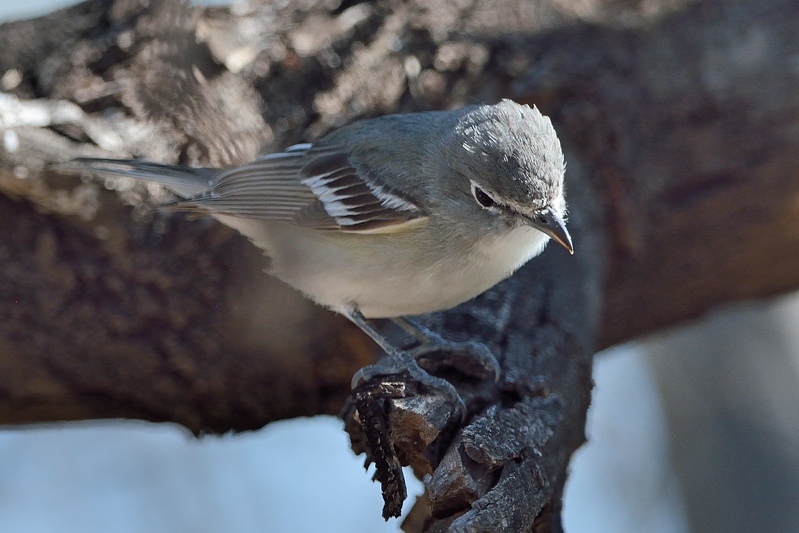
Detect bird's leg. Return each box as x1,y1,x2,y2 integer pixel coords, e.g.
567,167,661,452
390,316,501,382
347,310,467,415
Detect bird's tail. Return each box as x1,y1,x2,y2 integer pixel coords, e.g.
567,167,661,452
53,157,218,198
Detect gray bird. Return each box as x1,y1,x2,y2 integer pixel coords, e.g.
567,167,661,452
60,99,572,407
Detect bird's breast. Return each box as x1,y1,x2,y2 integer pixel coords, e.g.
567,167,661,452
216,216,550,318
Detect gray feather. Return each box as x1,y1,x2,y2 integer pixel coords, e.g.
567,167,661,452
57,158,217,198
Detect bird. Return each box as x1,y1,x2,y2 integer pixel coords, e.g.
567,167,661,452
57,99,572,409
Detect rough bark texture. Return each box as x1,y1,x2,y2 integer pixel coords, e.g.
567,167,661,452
0,0,797,531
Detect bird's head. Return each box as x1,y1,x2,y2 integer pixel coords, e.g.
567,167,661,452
430,100,572,253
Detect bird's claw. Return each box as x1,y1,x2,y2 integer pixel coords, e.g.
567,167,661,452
352,353,467,419
347,314,501,420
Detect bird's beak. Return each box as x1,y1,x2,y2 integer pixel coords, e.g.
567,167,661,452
523,208,574,254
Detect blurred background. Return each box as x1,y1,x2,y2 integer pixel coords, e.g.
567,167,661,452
2,1,799,532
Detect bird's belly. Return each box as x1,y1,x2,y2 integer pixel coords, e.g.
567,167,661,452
317,262,496,318
217,216,549,318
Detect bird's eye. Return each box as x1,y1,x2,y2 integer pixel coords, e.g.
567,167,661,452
472,185,497,209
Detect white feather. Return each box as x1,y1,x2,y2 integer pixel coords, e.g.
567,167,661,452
301,167,417,224
365,182,417,211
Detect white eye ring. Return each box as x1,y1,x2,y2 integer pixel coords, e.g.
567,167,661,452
471,183,498,209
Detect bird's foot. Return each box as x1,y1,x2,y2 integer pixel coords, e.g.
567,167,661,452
346,312,501,419
391,317,501,382
352,352,467,417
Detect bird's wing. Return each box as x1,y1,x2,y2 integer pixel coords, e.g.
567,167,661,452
294,149,424,233
62,143,426,234
175,144,425,233
173,147,317,220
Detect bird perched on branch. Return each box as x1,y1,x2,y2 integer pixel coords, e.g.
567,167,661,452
58,99,572,410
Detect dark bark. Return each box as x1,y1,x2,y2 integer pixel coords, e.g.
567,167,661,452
0,0,797,530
